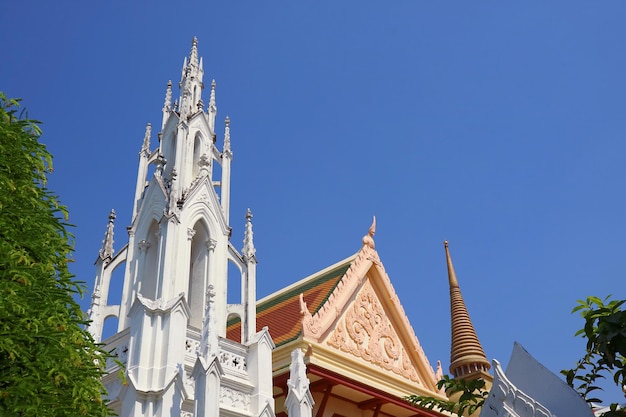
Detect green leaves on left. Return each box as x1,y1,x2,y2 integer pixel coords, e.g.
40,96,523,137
0,94,114,416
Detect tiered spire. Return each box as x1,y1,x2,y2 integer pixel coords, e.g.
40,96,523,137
179,37,205,119
444,241,491,380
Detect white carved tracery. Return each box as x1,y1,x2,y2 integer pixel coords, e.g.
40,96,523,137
220,386,250,411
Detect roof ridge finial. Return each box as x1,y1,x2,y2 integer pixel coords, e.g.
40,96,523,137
362,216,376,248
99,209,116,260
242,208,256,261
444,241,491,380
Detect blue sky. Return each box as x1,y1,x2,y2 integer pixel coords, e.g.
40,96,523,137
3,1,625,405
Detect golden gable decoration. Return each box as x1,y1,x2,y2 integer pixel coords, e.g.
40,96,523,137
327,280,419,382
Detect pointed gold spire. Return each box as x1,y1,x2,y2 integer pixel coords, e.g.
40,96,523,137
444,241,491,380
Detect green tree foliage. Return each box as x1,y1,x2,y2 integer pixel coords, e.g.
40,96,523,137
406,375,488,416
0,94,113,416
562,296,626,417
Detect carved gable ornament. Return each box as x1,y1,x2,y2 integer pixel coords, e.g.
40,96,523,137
327,280,420,383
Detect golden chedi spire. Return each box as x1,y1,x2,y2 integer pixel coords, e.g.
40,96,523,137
444,241,491,381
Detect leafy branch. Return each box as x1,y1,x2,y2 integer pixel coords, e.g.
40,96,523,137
406,375,489,416
561,296,626,417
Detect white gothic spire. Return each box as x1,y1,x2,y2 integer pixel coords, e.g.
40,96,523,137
242,208,256,261
98,209,116,260
141,123,151,153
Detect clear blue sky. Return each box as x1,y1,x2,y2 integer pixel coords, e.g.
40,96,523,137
3,1,625,405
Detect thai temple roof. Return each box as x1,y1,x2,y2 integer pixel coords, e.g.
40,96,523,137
227,257,353,345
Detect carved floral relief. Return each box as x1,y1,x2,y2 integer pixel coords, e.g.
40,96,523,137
327,281,419,382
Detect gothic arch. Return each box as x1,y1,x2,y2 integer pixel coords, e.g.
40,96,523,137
191,131,206,179
227,259,242,305
188,219,211,329
163,131,177,180
138,219,160,299
106,259,126,307
184,203,222,239
101,313,120,341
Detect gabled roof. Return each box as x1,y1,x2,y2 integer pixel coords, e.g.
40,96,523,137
228,219,444,400
227,257,353,345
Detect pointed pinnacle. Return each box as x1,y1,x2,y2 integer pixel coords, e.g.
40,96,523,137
142,123,151,153
243,208,256,260
99,209,116,259
163,80,172,110
224,116,231,152
189,37,199,67
209,79,216,110
444,241,491,379
444,241,459,288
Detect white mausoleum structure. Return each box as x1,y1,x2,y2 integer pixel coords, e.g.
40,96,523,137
87,38,276,417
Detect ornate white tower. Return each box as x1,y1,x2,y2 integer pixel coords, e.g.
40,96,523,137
88,38,276,417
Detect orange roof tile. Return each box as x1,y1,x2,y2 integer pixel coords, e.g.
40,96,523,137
227,260,352,346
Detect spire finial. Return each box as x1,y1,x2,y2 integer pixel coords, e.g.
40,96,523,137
444,240,459,288
189,36,199,67
209,79,216,111
362,216,376,248
99,209,116,260
163,80,172,111
223,116,231,153
141,123,151,153
444,241,491,380
242,208,256,261
287,348,311,398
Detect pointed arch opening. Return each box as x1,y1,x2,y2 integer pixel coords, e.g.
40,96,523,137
188,220,211,329
212,157,222,196
146,159,156,184
106,260,126,307
164,132,177,180
192,132,206,179
102,315,119,342
227,260,242,305
139,220,160,299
